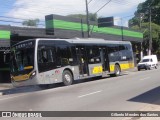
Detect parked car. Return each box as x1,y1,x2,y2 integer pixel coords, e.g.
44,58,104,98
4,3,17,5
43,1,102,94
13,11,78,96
137,55,158,71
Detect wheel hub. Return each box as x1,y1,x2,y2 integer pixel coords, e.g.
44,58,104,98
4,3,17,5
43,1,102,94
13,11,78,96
64,74,71,82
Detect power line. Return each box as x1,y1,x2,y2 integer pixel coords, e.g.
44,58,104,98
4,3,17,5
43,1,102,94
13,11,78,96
0,0,145,28
0,0,145,15
0,1,85,16
95,0,112,14
0,0,144,19
88,0,94,4
88,0,104,12
112,0,139,6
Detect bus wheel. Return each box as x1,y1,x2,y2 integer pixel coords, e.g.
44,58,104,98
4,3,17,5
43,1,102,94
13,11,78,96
155,65,158,69
114,64,121,76
62,70,73,86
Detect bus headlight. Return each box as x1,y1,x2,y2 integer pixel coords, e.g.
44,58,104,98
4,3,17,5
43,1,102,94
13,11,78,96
30,71,36,79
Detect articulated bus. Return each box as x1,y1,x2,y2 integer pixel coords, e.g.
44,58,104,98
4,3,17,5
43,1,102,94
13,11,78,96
10,38,134,87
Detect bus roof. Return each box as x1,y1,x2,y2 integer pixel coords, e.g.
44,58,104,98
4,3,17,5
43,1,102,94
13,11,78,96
68,38,130,44
37,38,131,44
13,38,131,46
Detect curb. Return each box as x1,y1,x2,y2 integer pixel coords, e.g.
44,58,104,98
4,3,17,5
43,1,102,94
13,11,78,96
0,83,13,88
0,83,13,96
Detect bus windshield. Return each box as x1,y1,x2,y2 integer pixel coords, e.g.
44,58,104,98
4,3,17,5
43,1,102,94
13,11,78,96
11,41,35,76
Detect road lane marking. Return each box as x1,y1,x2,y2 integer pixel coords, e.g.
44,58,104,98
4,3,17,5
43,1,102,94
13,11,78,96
78,90,102,98
140,77,150,81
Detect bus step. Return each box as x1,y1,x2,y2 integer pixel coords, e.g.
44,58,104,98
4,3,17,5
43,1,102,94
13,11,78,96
102,72,109,77
79,74,88,78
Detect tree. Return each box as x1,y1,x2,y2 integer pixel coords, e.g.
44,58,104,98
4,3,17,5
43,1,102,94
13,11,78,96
22,19,40,27
129,0,160,27
131,22,160,54
129,0,160,55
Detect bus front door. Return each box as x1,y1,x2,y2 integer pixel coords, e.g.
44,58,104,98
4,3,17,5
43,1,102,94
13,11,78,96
76,46,89,76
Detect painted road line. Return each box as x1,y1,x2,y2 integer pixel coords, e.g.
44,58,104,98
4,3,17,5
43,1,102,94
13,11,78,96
140,77,150,81
78,90,102,98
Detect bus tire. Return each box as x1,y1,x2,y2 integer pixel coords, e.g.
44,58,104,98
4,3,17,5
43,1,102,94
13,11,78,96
114,64,121,76
155,65,157,69
62,70,73,86
147,66,151,70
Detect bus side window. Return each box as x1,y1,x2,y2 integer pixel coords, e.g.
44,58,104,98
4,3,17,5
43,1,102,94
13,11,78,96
71,46,78,65
42,56,48,63
38,45,57,72
38,50,48,63
87,46,101,64
56,45,74,67
108,44,119,62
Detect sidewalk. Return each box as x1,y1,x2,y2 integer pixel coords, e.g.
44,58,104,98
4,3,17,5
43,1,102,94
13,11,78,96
123,100,160,120
0,83,13,95
0,83,13,90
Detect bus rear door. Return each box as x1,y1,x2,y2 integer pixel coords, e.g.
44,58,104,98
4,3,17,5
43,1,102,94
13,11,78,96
101,47,110,72
76,46,89,76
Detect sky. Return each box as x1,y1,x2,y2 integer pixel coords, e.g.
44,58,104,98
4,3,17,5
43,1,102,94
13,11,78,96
0,0,146,27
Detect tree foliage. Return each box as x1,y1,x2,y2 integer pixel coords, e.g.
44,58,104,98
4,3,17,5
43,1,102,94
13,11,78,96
129,0,160,27
129,0,160,54
22,19,40,27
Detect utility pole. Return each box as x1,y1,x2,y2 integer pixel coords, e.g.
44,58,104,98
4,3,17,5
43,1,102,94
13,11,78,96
81,19,84,38
85,0,90,37
139,13,143,60
148,8,152,55
121,18,124,41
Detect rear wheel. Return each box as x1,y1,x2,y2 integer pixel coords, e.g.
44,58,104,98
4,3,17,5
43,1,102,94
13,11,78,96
110,64,121,77
155,65,158,69
147,66,151,70
62,70,73,86
114,64,121,76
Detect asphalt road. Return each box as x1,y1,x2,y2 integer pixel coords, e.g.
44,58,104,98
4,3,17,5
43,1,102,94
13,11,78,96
0,68,159,120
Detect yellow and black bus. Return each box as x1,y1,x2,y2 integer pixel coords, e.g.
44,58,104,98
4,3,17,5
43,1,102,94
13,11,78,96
10,38,134,87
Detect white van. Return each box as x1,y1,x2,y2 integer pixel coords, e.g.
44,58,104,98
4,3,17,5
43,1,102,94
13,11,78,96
137,55,158,71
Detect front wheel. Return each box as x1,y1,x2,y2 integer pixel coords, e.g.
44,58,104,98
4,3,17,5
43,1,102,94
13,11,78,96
62,70,73,86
